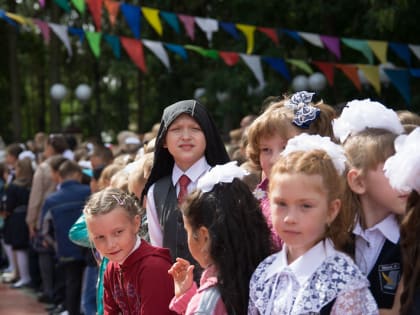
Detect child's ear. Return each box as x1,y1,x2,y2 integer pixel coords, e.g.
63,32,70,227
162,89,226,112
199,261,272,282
198,226,210,246
327,198,341,225
347,168,366,194
134,214,141,232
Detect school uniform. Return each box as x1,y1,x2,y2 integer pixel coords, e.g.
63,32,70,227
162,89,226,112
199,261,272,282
248,239,378,314
353,214,402,309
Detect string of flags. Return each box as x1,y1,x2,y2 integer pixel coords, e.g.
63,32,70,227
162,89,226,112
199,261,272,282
1,5,420,105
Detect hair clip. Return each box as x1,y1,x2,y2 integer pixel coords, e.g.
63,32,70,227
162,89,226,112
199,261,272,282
197,161,249,193
282,133,347,175
112,195,125,206
18,150,36,161
285,91,320,129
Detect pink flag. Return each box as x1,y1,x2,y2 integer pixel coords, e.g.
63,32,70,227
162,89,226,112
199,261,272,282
320,35,341,59
33,19,50,44
178,14,195,40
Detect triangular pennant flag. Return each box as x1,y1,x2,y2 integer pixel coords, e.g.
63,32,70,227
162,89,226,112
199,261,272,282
120,3,141,39
178,14,195,40
54,0,71,12
195,17,219,43
299,32,323,48
39,0,46,8
185,45,219,60
257,27,279,46
141,7,163,36
240,54,265,87
0,10,18,27
286,59,313,74
312,61,335,86
389,42,411,66
409,44,420,60
160,11,180,33
33,19,51,44
86,0,103,31
104,0,120,26
164,43,187,60
262,57,290,81
219,22,239,40
68,27,85,43
367,40,388,64
358,64,380,94
49,23,72,57
320,35,341,59
341,38,373,64
5,12,29,25
71,0,86,14
384,69,411,105
104,34,120,58
142,39,170,69
120,37,147,73
281,29,303,44
410,68,420,77
335,64,362,91
85,31,101,58
219,51,240,66
236,24,256,54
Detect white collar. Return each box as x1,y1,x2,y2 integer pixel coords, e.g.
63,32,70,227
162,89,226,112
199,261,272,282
353,214,400,244
266,239,336,286
172,156,210,184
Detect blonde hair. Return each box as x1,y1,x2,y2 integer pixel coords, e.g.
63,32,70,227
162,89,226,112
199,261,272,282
84,187,140,219
127,152,154,198
269,150,351,252
98,163,124,190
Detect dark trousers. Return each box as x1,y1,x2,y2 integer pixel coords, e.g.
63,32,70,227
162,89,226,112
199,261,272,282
62,260,86,315
38,252,55,298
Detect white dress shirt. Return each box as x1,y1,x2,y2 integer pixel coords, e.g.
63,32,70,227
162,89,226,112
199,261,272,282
146,157,210,247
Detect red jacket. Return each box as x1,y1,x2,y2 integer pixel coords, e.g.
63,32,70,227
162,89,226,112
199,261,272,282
103,240,176,315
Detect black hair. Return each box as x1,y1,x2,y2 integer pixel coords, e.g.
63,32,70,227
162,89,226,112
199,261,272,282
183,178,272,314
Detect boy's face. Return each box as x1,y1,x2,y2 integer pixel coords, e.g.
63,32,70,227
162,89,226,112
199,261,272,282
164,114,206,171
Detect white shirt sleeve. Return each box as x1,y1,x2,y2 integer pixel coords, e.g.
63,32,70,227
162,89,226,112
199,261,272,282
331,287,379,315
146,185,163,247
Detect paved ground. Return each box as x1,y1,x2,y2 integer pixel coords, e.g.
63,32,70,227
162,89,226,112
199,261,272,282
0,281,47,315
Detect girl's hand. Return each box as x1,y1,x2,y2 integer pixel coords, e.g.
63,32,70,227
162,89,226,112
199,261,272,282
168,257,195,297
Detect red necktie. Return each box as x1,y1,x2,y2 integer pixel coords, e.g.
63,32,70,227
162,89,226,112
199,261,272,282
178,175,191,204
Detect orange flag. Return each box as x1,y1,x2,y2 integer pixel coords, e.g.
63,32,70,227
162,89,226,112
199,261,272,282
120,37,147,73
335,64,362,91
104,0,120,26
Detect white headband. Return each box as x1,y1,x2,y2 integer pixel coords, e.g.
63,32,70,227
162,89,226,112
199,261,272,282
384,127,420,193
197,161,249,193
332,99,404,143
281,133,347,175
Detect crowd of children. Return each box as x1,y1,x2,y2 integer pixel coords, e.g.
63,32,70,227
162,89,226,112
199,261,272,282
0,93,419,315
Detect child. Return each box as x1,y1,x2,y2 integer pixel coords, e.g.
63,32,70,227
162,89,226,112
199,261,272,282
247,91,336,251
248,133,378,314
142,100,229,268
168,161,272,314
84,187,176,315
333,99,406,310
384,127,420,315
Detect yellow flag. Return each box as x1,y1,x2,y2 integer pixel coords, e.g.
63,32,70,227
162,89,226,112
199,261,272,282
142,7,163,36
236,24,256,54
367,40,388,64
358,65,381,94
6,12,29,25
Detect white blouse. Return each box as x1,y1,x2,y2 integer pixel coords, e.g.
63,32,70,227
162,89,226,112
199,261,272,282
248,239,379,315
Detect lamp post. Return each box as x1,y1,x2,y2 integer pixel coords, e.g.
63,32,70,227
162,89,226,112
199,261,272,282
292,73,327,93
50,83,67,132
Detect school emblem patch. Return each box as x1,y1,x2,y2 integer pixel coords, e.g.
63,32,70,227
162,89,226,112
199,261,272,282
378,263,400,294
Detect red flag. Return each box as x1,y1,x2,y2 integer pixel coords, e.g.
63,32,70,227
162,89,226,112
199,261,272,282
87,0,103,31
120,37,147,73
257,27,279,46
335,64,362,91
312,61,335,86
219,51,239,66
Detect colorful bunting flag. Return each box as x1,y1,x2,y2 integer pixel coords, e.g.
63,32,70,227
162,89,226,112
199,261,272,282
257,27,279,46
194,17,219,43
389,42,411,66
71,0,86,14
281,29,303,44
86,31,102,58
384,69,411,105
104,0,120,26
5,12,30,25
120,3,141,39
219,51,240,66
185,45,219,59
335,64,362,91
312,61,335,85
262,57,290,81
178,14,195,41
367,40,387,64
358,64,380,94
142,39,170,69
286,59,313,74
0,10,18,27
142,7,163,36
33,19,50,44
299,32,323,48
320,35,341,59
164,43,187,60
341,38,373,64
160,11,180,33
409,44,420,60
49,23,72,57
39,0,45,8
410,68,420,77
104,34,121,58
120,37,147,73
54,0,71,12
220,22,240,40
68,27,85,43
240,54,265,87
236,24,255,54
87,0,103,31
